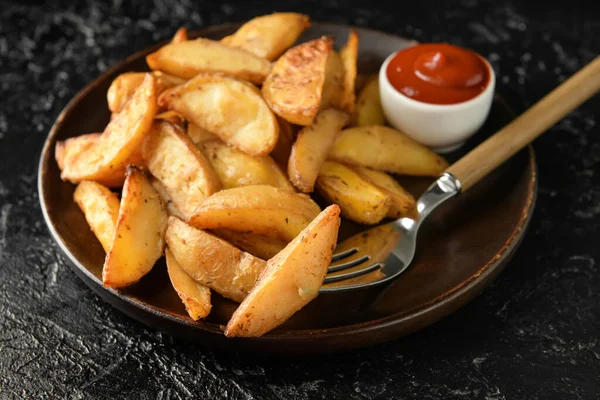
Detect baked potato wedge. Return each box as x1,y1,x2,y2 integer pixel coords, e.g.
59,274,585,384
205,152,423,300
59,74,157,187
201,140,294,191
320,51,344,110
354,78,385,126
328,125,449,176
262,37,332,126
171,27,188,43
165,248,211,320
212,229,286,260
316,161,391,225
154,110,185,127
339,29,359,113
352,166,416,218
225,204,341,337
146,38,271,84
107,71,184,114
187,123,218,144
221,12,310,61
103,167,168,288
165,217,266,303
188,185,321,242
270,117,296,170
288,108,349,193
159,73,278,156
55,133,101,171
150,177,185,219
144,121,221,219
73,181,120,253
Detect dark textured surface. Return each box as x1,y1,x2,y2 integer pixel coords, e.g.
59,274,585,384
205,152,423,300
1,0,599,398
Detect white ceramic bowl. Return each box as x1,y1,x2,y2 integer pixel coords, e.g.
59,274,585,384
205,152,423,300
379,51,495,153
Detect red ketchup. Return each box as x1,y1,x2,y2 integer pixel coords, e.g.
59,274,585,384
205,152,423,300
386,43,489,105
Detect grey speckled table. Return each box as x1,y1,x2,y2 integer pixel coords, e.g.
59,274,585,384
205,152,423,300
1,0,599,398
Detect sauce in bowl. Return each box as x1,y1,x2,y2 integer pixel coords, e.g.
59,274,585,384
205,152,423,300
386,43,490,105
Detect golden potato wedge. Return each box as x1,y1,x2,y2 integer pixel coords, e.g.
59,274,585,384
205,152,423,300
171,27,188,43
288,108,349,193
225,204,341,337
103,166,168,288
320,51,344,110
188,185,321,242
212,229,286,260
146,38,271,84
221,13,310,61
59,74,157,187
150,177,185,219
73,181,120,253
270,117,296,170
187,123,218,144
144,121,221,219
159,73,278,156
165,249,211,320
165,217,266,303
262,37,332,126
201,140,294,191
316,161,391,225
354,78,385,126
328,125,449,176
55,133,101,171
352,166,416,218
339,29,359,113
155,110,185,127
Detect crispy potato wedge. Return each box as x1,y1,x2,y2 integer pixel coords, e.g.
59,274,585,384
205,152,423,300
171,27,188,43
73,181,120,253
166,217,266,303
221,13,310,61
225,205,341,337
55,133,101,171
59,74,157,187
320,51,344,110
288,108,349,193
316,161,391,225
328,125,449,176
165,249,211,320
188,185,321,242
262,37,332,126
159,73,278,156
187,123,218,144
144,121,221,219
150,177,185,219
352,166,416,218
146,38,271,84
339,29,359,113
354,78,385,126
201,140,293,191
155,110,186,127
103,167,168,288
212,229,286,260
270,117,296,170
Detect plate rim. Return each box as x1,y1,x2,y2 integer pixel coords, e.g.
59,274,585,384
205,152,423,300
38,22,538,344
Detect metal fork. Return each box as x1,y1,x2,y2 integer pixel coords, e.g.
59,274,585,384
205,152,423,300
320,56,600,293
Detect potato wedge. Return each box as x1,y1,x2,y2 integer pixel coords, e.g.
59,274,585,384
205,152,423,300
212,229,286,260
201,140,294,191
270,117,295,170
146,38,271,84
288,108,349,193
352,166,416,218
187,123,218,144
354,78,385,126
73,181,120,253
165,217,266,303
262,37,332,126
188,185,321,242
103,166,168,288
320,51,344,110
221,13,310,61
316,161,391,225
155,110,185,127
225,204,341,337
171,27,188,43
150,177,185,219
328,125,449,176
59,74,157,187
339,29,359,113
165,249,211,320
159,73,278,156
144,121,221,219
55,133,101,171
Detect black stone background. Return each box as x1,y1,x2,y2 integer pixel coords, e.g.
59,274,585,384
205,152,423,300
1,0,599,398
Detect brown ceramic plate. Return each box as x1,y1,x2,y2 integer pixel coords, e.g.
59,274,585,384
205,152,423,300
38,23,536,354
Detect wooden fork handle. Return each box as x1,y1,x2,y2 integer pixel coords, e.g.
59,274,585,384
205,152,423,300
446,56,600,192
